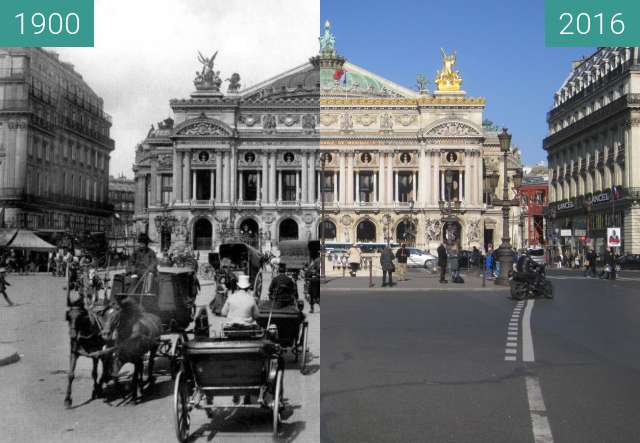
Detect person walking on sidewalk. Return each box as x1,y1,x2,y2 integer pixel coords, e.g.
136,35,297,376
380,245,395,287
0,267,13,306
437,241,448,283
395,243,409,281
347,244,361,277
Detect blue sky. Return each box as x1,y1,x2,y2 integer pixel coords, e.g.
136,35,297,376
321,0,592,166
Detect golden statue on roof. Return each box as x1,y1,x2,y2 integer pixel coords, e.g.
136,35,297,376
435,48,462,92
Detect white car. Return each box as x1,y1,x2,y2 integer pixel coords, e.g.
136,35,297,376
406,248,438,270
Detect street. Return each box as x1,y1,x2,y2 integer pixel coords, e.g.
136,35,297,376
321,268,640,443
0,274,319,443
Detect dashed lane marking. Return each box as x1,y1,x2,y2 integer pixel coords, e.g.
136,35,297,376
522,300,535,362
526,375,555,443
505,300,525,361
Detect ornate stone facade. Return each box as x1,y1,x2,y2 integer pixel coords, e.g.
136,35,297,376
318,22,521,251
133,50,319,253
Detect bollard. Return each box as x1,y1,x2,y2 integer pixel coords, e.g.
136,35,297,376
369,257,374,287
342,262,346,278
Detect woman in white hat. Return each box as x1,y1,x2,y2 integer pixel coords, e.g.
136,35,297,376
221,274,259,326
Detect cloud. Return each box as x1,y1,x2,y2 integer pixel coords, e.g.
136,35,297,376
55,0,319,178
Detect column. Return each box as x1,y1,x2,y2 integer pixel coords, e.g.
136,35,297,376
394,171,399,203
373,172,378,203
257,171,262,202
222,152,230,202
191,171,197,201
269,152,276,203
295,171,300,201
182,151,191,202
346,152,354,204
135,174,145,213
277,171,283,201
338,152,346,203
216,151,222,203
378,153,385,204
230,147,236,203
173,148,181,203
412,171,417,202
261,152,268,202
355,172,360,203
13,123,27,191
425,150,432,205
210,170,215,202
333,171,338,203
386,154,393,204
238,171,244,201
440,171,445,201
433,152,440,203
460,171,465,202
308,151,316,203
464,152,471,204
476,152,483,205
301,152,308,203
150,163,158,204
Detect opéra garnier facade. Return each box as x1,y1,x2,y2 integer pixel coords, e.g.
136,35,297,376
133,51,319,252
544,47,640,254
318,22,521,251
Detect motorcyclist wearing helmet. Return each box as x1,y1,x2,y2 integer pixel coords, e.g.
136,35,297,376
516,251,543,287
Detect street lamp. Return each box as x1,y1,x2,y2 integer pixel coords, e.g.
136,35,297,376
492,128,520,286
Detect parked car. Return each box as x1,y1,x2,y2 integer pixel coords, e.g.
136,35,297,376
406,248,437,270
527,248,546,266
617,254,640,270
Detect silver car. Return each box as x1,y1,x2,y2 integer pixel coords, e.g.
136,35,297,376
406,248,438,270
527,248,546,266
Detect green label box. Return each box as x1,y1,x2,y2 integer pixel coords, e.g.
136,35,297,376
545,0,640,47
0,0,94,47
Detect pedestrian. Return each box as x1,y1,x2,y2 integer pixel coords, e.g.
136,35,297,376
471,246,481,269
574,254,580,269
485,251,494,279
437,241,448,283
449,245,462,283
0,267,13,306
380,245,395,287
347,244,361,277
395,243,409,281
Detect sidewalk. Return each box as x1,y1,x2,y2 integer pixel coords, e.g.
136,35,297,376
322,269,508,292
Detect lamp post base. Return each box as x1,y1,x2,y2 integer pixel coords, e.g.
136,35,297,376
494,244,514,286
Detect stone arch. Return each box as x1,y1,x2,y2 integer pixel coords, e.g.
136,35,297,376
420,117,483,139
278,217,299,241
356,218,377,243
395,218,417,246
318,219,337,240
193,217,213,251
173,114,235,138
237,216,260,248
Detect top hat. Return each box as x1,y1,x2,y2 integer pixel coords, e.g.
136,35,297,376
137,233,152,244
237,274,251,289
278,263,287,273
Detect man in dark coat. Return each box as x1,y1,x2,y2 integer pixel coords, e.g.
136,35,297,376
395,243,409,281
305,257,320,313
268,263,298,306
380,246,395,287
112,233,158,301
437,241,448,283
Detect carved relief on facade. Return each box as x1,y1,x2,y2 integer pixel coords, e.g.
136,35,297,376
239,115,260,127
466,218,481,244
425,218,442,241
320,114,338,126
339,113,354,131
424,121,481,137
341,214,353,227
278,114,300,127
379,113,393,131
177,121,230,137
302,114,316,131
263,114,277,132
355,114,377,127
394,114,417,126
157,154,173,169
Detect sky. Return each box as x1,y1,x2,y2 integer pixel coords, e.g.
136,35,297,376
321,0,591,166
55,0,319,178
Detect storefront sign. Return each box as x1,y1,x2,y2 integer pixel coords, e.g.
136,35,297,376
560,229,572,237
591,192,610,205
607,227,621,247
557,201,575,211
574,229,587,236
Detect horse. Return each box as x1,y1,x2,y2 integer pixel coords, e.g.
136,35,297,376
64,303,111,408
101,297,161,403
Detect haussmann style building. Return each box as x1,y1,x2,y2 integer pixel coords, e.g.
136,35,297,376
544,47,640,255
318,22,522,252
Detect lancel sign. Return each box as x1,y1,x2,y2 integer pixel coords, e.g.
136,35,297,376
557,201,575,211
590,192,610,205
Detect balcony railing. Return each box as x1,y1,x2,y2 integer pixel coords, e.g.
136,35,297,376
0,99,30,111
0,189,113,212
0,67,28,78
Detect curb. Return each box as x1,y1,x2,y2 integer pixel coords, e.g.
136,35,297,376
323,287,510,293
0,346,20,367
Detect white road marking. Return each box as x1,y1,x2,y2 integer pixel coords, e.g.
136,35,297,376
506,342,518,348
526,375,554,443
507,336,517,341
522,299,535,362
504,356,516,361
505,348,517,354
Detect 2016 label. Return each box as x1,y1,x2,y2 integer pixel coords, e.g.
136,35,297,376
559,12,625,36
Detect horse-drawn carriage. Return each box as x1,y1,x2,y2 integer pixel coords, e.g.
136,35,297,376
210,242,267,314
173,326,284,441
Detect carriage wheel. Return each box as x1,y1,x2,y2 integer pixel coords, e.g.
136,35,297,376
299,322,309,374
170,336,184,379
543,281,554,299
272,369,283,438
510,282,526,301
173,370,191,443
254,271,263,300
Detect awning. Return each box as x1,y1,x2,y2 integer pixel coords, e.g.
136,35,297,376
0,228,18,247
7,230,57,251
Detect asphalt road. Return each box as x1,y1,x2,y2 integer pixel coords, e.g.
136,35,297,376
0,274,319,443
321,271,640,443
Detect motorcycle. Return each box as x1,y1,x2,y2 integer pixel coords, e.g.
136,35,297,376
509,264,553,300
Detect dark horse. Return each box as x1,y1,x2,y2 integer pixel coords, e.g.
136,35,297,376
64,303,111,408
101,297,161,403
